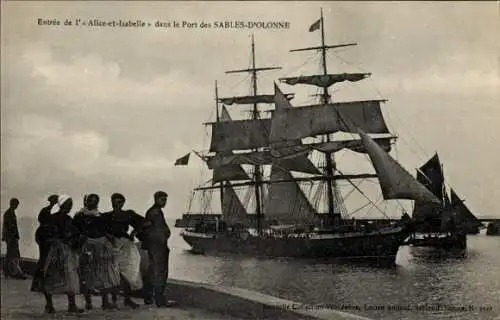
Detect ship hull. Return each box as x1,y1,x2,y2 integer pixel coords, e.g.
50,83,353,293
409,232,467,251
486,222,500,236
181,226,409,265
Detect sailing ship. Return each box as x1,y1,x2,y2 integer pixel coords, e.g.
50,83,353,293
409,153,481,250
174,10,442,265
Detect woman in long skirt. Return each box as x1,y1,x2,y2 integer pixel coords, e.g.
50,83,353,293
102,193,147,309
31,195,58,298
73,194,121,310
42,195,84,313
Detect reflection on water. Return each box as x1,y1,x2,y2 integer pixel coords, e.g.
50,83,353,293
6,217,500,320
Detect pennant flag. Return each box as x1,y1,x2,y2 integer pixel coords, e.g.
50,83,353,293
309,19,320,32
174,153,190,166
191,150,208,162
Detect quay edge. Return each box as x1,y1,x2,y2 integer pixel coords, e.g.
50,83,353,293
1,255,372,320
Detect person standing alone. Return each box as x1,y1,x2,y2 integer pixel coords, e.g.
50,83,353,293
2,198,27,279
143,191,174,307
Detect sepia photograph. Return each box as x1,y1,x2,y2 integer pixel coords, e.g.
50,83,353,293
1,1,499,320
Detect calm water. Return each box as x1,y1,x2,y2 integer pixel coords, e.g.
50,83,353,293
6,217,500,320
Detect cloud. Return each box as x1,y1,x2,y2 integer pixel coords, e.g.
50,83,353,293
1,1,499,220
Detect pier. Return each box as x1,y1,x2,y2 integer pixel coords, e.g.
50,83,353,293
1,257,371,320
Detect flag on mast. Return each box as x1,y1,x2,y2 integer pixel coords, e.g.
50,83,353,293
309,19,320,32
174,153,190,165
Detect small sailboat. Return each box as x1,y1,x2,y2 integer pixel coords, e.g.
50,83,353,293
409,153,480,250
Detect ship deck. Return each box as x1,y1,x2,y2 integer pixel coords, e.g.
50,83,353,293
0,276,241,320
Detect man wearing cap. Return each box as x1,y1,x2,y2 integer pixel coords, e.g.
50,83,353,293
142,191,173,307
2,198,27,279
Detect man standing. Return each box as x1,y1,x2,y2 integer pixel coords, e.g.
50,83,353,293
143,191,173,307
2,198,27,279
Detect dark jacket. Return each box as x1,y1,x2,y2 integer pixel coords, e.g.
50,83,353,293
2,208,19,242
101,209,146,240
48,212,83,249
73,211,107,239
38,205,53,224
143,206,170,249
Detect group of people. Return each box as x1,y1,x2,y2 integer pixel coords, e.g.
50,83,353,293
2,191,173,314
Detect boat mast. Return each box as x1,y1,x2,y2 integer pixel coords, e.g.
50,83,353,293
319,8,337,218
214,80,224,207
250,35,264,235
225,34,281,235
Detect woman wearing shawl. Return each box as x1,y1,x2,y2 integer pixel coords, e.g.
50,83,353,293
42,195,84,313
102,193,147,309
73,193,121,310
31,194,59,293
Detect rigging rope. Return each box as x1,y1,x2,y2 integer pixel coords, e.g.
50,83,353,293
337,169,389,219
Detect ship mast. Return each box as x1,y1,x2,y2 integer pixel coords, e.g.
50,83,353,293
214,80,224,207
250,35,263,235
319,9,337,219
225,35,281,235
287,9,351,218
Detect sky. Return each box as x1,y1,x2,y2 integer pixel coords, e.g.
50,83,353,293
1,1,499,222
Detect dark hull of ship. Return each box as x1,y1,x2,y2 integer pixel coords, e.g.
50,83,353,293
464,225,480,235
181,226,410,265
486,222,500,236
409,232,467,251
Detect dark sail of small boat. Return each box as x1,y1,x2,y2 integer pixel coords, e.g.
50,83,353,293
449,188,482,234
412,153,446,233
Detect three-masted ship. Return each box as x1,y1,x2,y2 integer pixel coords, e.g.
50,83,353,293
174,10,442,264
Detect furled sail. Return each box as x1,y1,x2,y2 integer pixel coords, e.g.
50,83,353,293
213,105,251,183
263,166,318,225
359,129,441,204
279,73,371,88
269,100,390,143
219,94,294,105
222,182,249,225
